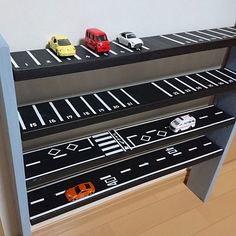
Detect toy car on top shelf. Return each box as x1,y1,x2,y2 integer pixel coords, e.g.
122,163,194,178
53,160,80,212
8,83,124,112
65,182,95,202
169,114,196,133
48,35,76,57
84,28,111,53
116,32,144,49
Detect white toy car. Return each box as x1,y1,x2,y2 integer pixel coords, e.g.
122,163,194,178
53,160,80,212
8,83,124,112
116,32,144,49
169,114,196,133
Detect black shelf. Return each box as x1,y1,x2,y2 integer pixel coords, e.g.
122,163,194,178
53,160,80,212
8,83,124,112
11,27,236,81
18,67,236,140
24,105,235,189
27,135,223,224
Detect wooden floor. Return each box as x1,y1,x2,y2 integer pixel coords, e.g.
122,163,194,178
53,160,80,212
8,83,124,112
33,157,236,236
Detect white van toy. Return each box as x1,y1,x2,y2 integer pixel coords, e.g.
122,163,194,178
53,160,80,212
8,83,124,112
169,114,196,133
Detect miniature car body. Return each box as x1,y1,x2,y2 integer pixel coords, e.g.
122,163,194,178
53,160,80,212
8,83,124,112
84,28,111,53
169,114,196,133
116,32,144,49
48,35,76,57
65,182,95,202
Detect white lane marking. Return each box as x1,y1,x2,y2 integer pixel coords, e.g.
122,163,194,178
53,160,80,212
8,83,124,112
95,136,113,143
79,147,92,152
217,28,236,36
107,91,126,108
53,153,67,159
109,50,118,55
92,132,109,138
174,78,196,91
32,105,46,126
227,27,236,32
224,68,236,76
10,56,20,68
206,71,229,84
139,162,149,167
120,89,140,104
30,198,45,205
199,115,208,119
146,129,157,134
216,70,236,82
185,75,208,89
65,99,81,118
160,35,185,45
196,31,218,40
164,80,185,94
49,102,64,122
156,157,166,162
127,134,138,139
203,142,212,146
100,175,111,180
46,49,62,62
196,73,218,87
173,33,198,43
80,96,97,114
188,147,197,151
74,54,82,60
55,191,66,196
29,148,223,220
94,94,112,111
207,29,233,38
26,161,41,167
111,41,133,52
142,45,150,50
173,152,182,156
88,138,94,147
26,154,106,181
98,140,116,147
185,32,210,41
151,82,173,97
80,45,100,58
26,51,41,65
105,149,123,156
215,111,223,115
120,168,131,174
18,112,26,130
102,144,120,152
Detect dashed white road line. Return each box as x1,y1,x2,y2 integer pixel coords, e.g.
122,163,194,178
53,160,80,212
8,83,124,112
120,168,131,174
142,45,150,50
46,49,62,62
30,198,45,205
55,191,66,196
139,162,149,167
173,152,182,156
156,157,166,162
65,99,81,118
98,140,117,147
27,51,41,65
215,111,223,115
95,136,113,143
26,161,41,167
79,147,92,152
105,149,123,156
10,56,20,68
74,54,82,60
146,129,157,134
199,115,208,119
188,147,197,151
203,142,212,146
100,175,112,180
102,144,120,152
80,45,100,58
111,41,134,52
92,132,109,138
53,154,67,159
109,50,118,55
152,82,173,97
160,35,185,45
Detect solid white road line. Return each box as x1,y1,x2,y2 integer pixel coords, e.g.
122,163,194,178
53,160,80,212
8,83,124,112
80,96,97,114
78,147,92,152
196,31,219,39
102,144,120,152
94,94,112,111
160,35,185,45
105,149,123,156
224,68,236,75
164,80,185,94
98,140,116,147
142,45,150,50
109,50,118,55
173,33,198,43
49,102,64,121
215,70,236,82
53,154,67,159
95,136,113,143
217,28,236,36
174,78,196,91
107,91,126,107
120,89,140,104
206,71,229,84
26,51,41,65
32,105,46,126
207,29,233,38
74,54,82,60
26,161,41,167
185,32,210,41
196,74,218,86
227,27,236,32
111,41,133,52
152,82,173,97
18,112,26,130
185,75,208,89
80,45,100,57
64,99,81,118
46,49,62,62
92,132,109,138
10,56,20,68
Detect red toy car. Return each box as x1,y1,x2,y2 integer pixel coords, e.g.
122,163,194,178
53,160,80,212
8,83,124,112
84,28,111,53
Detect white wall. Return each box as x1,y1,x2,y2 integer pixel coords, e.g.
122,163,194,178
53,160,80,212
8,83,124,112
0,0,236,51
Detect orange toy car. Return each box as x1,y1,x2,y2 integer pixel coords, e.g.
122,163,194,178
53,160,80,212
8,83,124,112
65,182,95,202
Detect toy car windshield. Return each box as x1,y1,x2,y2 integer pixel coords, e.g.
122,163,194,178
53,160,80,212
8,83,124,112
127,33,136,39
58,39,71,46
97,35,108,42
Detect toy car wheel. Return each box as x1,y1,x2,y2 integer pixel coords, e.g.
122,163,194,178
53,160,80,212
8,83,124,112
116,37,119,42
128,43,132,49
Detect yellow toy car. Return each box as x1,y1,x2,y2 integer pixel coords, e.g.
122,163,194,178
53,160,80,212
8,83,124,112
48,35,76,57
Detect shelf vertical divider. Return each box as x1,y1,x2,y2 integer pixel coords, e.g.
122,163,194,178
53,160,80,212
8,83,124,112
0,35,31,236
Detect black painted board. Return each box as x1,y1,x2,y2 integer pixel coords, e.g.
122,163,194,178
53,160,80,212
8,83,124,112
27,136,222,224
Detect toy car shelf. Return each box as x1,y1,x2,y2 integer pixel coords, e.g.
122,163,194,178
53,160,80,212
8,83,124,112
11,26,236,81
27,135,223,224
24,105,235,189
19,67,236,140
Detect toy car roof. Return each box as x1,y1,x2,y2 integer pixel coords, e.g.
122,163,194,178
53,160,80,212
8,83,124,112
53,35,69,40
86,28,107,36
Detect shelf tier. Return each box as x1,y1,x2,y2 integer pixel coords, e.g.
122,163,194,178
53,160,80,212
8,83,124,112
27,135,223,224
11,26,236,81
19,67,236,140
24,105,235,189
